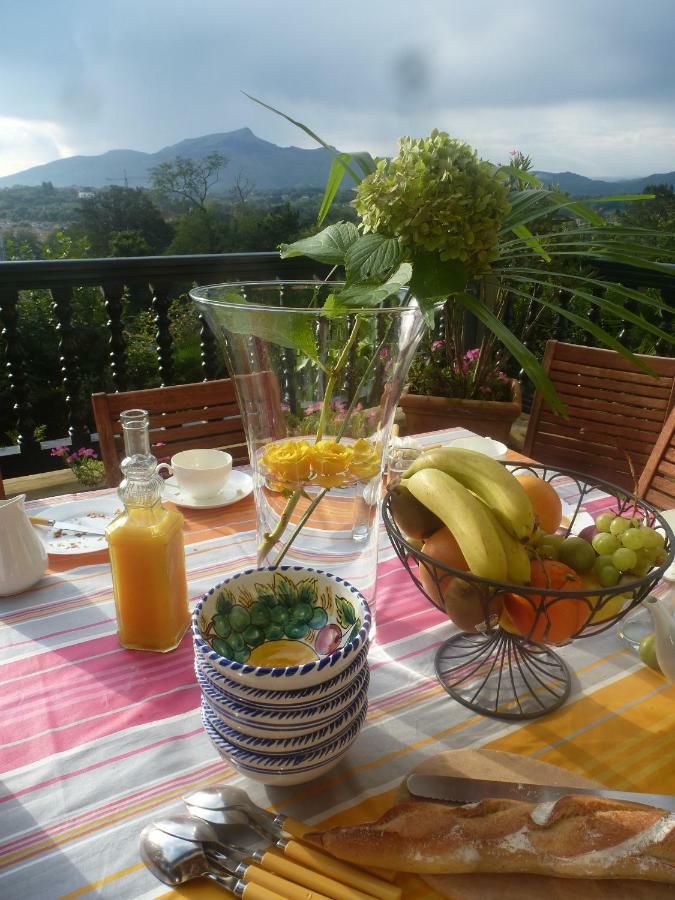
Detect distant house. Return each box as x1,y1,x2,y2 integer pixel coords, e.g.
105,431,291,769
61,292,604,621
77,191,95,200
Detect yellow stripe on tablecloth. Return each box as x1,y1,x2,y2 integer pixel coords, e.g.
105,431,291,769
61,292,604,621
59,862,146,898
485,666,675,792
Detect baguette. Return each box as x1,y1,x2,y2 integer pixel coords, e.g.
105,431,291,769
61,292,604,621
306,796,675,883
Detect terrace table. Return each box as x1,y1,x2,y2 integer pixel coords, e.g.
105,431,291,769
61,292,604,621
1,427,674,900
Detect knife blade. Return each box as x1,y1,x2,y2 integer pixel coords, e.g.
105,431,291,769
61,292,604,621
29,516,108,537
406,773,675,811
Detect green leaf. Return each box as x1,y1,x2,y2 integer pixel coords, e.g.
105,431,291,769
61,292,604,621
495,165,543,188
456,291,566,415
317,154,353,226
409,252,468,299
346,620,361,644
336,263,412,309
510,223,551,263
280,222,359,265
295,580,318,606
345,234,403,281
243,92,362,185
208,293,318,360
350,152,378,178
336,597,357,628
274,575,298,607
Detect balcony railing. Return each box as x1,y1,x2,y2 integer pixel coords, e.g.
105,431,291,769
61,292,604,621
0,253,672,477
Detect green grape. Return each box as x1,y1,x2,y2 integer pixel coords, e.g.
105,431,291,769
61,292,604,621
212,615,232,639
229,605,251,633
284,621,309,640
640,546,660,565
269,606,289,626
264,623,284,640
308,606,328,630
538,534,564,559
257,588,278,608
609,517,631,536
595,513,614,533
559,536,596,573
211,638,234,659
592,533,620,556
243,625,265,648
612,547,638,573
597,564,620,587
641,527,664,550
655,549,669,566
232,647,250,664
228,632,246,652
621,528,645,551
249,601,271,628
291,602,314,624
593,554,615,576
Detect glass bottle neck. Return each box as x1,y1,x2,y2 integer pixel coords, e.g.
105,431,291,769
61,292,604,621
118,409,163,508
121,408,151,459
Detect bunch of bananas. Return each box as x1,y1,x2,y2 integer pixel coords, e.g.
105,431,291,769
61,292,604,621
391,447,535,585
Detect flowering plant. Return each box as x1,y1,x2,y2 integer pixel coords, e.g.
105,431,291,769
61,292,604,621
407,342,512,402
51,446,106,487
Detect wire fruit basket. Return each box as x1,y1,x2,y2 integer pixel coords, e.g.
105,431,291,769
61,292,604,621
382,462,675,721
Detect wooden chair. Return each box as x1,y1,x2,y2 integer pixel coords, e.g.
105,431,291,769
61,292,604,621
524,341,675,491
92,379,251,487
637,405,675,509
0,468,5,500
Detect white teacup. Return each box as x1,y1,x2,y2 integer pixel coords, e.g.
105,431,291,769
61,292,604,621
166,449,232,500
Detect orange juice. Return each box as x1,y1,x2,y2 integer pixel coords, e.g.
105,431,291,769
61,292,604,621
107,504,189,652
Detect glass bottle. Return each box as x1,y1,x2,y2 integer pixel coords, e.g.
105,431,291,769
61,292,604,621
106,409,189,651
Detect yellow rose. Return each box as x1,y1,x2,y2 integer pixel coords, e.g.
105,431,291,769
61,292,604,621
261,439,312,484
309,440,354,488
348,438,381,481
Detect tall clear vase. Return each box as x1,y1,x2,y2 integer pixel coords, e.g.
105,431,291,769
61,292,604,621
191,281,427,633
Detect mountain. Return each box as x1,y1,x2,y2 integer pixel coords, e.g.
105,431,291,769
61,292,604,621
0,128,345,191
0,128,673,197
534,170,675,197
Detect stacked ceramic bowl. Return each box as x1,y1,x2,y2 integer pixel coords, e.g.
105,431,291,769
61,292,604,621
192,566,371,785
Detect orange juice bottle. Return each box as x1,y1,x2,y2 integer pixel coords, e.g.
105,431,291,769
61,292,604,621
107,409,189,652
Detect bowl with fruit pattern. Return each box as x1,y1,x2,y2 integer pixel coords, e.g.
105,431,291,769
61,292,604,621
192,566,371,690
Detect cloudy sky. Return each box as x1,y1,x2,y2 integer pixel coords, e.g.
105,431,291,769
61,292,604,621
1,0,674,179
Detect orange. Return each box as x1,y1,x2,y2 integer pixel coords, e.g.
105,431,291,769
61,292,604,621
515,474,563,533
500,559,590,643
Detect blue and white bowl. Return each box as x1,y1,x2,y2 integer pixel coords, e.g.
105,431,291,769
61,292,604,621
198,664,370,738
193,566,371,690
203,689,368,755
202,699,367,785
194,643,369,710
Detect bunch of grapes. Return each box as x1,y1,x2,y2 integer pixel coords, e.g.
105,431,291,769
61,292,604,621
590,514,668,586
209,586,329,663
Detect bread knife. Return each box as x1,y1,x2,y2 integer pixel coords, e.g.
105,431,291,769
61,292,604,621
406,773,675,811
29,515,108,537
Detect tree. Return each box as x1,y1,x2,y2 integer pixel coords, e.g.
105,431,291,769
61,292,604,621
150,153,228,210
78,186,173,256
620,183,675,240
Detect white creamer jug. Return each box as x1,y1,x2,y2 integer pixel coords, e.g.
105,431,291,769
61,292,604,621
0,494,48,596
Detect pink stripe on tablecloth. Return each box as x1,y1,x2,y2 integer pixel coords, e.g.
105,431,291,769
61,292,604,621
0,683,199,773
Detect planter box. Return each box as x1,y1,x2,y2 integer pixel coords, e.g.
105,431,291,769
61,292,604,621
400,379,522,444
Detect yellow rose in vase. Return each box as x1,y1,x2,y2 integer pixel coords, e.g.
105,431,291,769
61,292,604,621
309,440,354,488
261,439,313,486
347,438,381,482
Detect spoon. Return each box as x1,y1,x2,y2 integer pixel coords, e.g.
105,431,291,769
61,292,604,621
139,819,284,899
184,787,400,900
152,815,334,900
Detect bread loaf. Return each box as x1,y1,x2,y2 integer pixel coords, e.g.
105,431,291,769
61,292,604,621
307,796,675,883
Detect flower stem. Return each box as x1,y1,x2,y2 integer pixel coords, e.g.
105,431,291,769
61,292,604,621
274,488,329,567
315,316,362,441
257,488,303,561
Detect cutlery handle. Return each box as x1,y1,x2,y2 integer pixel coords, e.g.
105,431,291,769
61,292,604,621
261,849,372,900
284,840,401,900
29,516,51,527
283,820,395,883
246,862,333,900
241,881,287,900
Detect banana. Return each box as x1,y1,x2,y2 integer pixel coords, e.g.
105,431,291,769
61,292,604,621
403,447,535,541
405,469,508,581
483,502,532,585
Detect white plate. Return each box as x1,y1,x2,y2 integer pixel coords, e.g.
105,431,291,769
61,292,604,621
449,435,508,459
35,493,123,556
163,470,253,510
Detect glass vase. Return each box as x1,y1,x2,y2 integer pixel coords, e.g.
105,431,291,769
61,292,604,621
191,281,427,627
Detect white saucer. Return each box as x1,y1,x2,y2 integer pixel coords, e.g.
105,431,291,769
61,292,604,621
163,471,253,510
449,435,508,459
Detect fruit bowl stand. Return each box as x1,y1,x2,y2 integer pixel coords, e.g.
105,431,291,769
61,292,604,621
382,462,675,721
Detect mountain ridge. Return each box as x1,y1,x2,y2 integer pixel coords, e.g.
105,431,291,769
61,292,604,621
0,129,673,197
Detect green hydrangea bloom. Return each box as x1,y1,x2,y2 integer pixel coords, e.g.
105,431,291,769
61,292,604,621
354,130,510,277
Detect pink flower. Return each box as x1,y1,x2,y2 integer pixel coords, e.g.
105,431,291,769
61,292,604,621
479,385,492,395
50,446,69,458
66,452,79,464
510,149,518,157
303,401,323,415
378,347,389,359
497,371,509,383
431,340,444,353
465,348,480,361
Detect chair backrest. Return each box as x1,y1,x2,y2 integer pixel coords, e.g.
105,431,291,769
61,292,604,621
92,379,249,487
637,405,675,510
524,340,675,491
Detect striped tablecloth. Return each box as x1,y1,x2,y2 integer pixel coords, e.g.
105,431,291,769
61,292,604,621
1,428,674,900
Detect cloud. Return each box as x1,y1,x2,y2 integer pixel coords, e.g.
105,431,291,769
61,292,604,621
0,118,75,178
0,0,674,177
